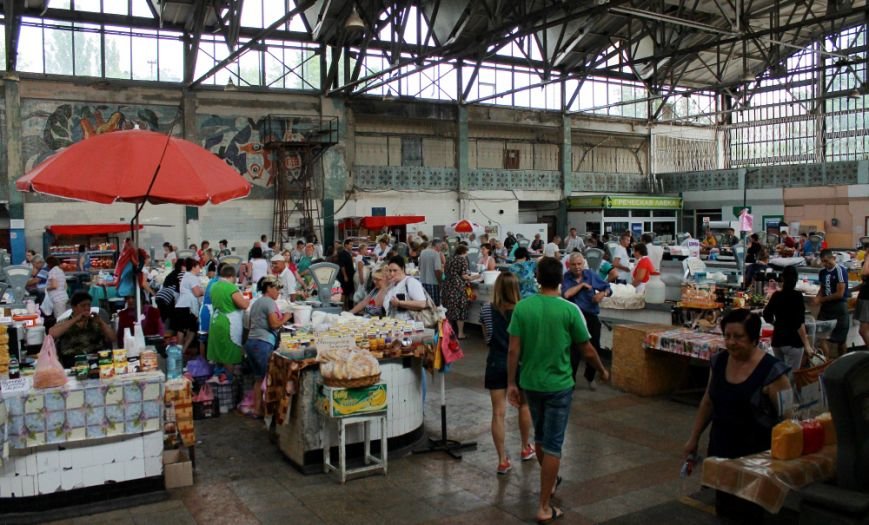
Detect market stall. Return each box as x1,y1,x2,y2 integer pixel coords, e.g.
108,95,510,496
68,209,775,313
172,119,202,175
262,315,435,473
0,370,166,499
338,215,426,244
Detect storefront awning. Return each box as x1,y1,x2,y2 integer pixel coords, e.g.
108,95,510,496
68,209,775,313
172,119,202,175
360,215,426,229
568,195,682,210
47,223,143,237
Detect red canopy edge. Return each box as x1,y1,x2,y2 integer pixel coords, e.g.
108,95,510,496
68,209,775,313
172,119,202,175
47,224,144,237
360,216,425,229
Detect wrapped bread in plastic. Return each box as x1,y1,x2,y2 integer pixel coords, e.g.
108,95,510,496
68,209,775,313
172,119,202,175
771,420,803,460
815,412,836,445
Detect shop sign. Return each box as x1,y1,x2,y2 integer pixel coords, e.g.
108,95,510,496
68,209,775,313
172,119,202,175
567,195,682,210
607,196,682,209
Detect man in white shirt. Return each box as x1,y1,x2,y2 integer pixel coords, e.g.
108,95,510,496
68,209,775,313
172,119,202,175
543,235,561,258
564,228,585,253
270,254,297,301
612,232,633,283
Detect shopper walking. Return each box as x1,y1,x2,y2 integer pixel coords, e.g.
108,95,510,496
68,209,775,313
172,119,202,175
442,245,475,340
858,255,869,347
507,257,610,524
562,252,611,390
418,239,443,305
763,266,814,375
480,271,534,475
814,249,851,359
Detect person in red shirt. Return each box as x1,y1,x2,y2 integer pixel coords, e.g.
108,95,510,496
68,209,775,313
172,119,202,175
631,243,655,293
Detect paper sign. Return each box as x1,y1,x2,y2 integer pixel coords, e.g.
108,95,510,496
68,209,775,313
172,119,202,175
316,335,356,354
1,377,32,394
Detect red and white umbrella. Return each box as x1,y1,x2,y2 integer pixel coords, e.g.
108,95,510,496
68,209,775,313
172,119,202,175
445,219,484,236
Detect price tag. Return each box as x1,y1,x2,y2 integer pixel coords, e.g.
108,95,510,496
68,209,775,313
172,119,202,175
0,317,12,324
1,377,32,393
316,335,356,354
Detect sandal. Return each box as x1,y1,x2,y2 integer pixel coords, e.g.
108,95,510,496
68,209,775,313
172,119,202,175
537,506,564,524
551,475,563,497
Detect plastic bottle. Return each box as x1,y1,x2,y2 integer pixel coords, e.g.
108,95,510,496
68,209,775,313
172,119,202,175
166,339,183,380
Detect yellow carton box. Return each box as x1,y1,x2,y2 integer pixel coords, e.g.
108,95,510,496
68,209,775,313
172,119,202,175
319,383,387,418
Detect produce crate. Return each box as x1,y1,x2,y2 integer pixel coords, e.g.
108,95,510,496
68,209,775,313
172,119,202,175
319,383,387,418
192,398,220,420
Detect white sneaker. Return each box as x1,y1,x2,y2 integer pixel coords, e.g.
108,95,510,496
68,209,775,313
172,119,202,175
587,380,597,391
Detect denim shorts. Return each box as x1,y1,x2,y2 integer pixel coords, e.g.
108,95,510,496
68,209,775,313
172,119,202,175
524,387,574,458
244,338,274,378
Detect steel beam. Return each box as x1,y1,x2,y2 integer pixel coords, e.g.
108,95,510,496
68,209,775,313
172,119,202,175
4,0,23,71
189,0,317,88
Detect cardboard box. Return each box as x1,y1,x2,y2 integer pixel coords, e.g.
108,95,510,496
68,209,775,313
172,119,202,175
319,383,387,418
163,449,193,489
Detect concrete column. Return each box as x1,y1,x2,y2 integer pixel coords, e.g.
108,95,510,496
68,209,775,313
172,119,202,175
4,73,25,262
457,105,469,218
558,113,572,236
181,90,197,246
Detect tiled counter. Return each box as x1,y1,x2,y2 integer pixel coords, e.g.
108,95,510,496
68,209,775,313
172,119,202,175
0,372,165,498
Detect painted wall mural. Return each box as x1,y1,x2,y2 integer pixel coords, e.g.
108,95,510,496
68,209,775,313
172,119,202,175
20,100,179,173
198,115,320,194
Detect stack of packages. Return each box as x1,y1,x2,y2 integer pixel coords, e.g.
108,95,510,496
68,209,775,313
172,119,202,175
0,325,9,376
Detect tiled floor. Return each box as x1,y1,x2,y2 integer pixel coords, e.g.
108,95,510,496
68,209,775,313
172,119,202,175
44,330,713,524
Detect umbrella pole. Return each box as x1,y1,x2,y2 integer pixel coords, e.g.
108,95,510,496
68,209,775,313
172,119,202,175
132,204,143,321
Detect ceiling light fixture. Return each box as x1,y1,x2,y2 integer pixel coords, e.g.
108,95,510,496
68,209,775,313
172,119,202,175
345,7,365,31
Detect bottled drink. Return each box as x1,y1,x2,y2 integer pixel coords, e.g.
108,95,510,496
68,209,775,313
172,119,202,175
166,339,183,380
8,357,20,379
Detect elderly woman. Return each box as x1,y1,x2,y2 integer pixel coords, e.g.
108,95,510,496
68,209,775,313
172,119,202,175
350,268,389,317
207,265,250,378
383,256,428,321
45,256,69,316
684,310,790,521
245,275,292,417
442,245,477,339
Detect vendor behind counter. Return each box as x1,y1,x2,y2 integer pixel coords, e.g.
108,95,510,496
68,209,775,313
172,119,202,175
48,291,114,368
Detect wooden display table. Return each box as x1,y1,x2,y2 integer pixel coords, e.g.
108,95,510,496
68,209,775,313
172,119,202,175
611,324,689,396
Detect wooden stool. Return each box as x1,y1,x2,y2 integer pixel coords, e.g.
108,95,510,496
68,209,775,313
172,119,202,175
322,411,387,484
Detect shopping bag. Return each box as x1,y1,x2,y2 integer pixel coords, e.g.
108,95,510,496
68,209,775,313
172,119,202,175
194,383,214,402
440,320,464,364
33,335,68,389
186,355,213,379
40,293,54,317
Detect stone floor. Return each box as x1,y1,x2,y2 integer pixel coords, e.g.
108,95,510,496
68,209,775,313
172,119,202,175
44,329,718,525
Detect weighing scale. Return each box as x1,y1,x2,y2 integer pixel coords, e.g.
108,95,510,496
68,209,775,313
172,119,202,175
306,262,343,315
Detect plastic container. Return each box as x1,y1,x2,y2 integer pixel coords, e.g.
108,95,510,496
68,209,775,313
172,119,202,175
771,420,803,460
645,274,666,304
166,340,183,380
292,304,313,326
481,271,501,285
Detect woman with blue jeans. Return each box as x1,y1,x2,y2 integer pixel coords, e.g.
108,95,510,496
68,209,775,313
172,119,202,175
244,276,292,417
